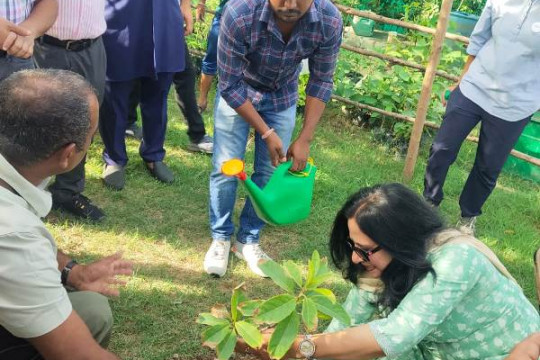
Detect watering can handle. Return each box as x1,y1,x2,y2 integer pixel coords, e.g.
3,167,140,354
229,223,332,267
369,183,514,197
288,158,315,177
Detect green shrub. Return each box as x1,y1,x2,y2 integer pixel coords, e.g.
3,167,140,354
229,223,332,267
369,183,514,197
197,251,350,360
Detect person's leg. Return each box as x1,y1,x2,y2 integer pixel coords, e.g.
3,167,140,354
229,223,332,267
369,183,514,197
236,103,297,245
173,42,207,145
458,114,530,218
138,73,174,163
138,73,175,183
0,290,112,360
68,291,113,348
35,39,107,221
209,94,251,240
100,80,134,168
126,80,143,140
423,87,483,206
198,14,220,112
0,55,35,82
0,326,41,360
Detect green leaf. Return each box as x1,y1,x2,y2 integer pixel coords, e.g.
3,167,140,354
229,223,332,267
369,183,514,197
308,258,333,289
301,297,318,332
267,311,300,359
216,329,237,360
202,323,232,348
235,321,263,349
283,260,303,288
259,261,296,293
306,251,321,288
197,313,231,327
257,294,297,324
238,300,263,317
231,284,247,322
306,288,336,303
311,296,351,326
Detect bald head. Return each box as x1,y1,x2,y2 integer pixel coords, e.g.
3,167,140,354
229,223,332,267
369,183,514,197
0,69,97,167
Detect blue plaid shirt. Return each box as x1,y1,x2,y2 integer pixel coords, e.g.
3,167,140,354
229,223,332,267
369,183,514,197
217,0,342,111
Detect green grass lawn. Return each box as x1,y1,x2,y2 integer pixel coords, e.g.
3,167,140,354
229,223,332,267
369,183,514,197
46,90,540,360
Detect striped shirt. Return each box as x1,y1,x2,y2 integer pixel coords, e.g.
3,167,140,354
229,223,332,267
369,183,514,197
46,0,106,41
0,0,36,25
218,0,343,111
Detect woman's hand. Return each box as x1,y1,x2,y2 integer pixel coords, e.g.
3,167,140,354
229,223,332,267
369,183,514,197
235,331,273,360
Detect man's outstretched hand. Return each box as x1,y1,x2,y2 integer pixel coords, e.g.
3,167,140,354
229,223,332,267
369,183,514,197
68,253,133,297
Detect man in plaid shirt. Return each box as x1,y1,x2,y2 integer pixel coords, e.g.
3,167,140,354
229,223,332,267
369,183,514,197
204,0,342,278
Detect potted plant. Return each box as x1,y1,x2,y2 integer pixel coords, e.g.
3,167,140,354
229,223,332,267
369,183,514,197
197,251,351,359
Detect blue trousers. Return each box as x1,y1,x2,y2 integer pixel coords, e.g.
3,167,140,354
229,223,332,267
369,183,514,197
209,94,296,244
0,55,34,82
100,73,174,166
201,13,221,76
423,87,530,217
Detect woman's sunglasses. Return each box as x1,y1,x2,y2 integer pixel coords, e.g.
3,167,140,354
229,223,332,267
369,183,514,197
346,238,381,262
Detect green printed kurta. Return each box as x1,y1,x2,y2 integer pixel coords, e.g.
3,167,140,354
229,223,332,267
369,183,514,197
326,243,540,359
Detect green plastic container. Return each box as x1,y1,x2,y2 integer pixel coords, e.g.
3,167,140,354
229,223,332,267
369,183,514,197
222,159,317,225
448,11,479,37
352,16,375,37
503,113,540,183
380,23,406,34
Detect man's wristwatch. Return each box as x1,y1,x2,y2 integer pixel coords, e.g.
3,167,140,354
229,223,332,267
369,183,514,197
61,260,78,286
298,334,316,359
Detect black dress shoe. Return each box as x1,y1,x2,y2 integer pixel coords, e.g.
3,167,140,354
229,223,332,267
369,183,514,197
53,194,105,222
145,161,175,183
103,164,125,190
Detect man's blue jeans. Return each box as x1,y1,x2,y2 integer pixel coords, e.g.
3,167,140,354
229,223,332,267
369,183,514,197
209,94,296,244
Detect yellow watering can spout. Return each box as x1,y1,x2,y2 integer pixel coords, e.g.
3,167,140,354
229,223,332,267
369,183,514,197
221,159,317,225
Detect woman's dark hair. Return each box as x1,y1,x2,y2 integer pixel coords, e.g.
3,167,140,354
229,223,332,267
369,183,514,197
329,183,445,310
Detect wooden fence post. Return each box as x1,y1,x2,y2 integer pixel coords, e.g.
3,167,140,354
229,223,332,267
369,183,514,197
403,0,455,182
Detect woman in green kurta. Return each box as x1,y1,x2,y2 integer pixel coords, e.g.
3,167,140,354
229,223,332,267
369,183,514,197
249,183,540,359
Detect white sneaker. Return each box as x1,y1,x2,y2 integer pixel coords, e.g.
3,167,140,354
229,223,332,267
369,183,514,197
457,216,477,236
233,241,272,277
187,135,214,154
203,240,231,277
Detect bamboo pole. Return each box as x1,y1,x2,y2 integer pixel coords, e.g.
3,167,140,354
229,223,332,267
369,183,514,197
333,3,470,44
340,44,459,82
331,96,540,166
403,0,454,181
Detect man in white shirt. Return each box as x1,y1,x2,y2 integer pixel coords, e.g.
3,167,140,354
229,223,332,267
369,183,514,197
0,69,132,360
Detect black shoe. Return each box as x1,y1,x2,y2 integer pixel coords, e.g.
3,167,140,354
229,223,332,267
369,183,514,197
125,123,143,141
103,164,125,190
53,194,105,222
145,161,175,183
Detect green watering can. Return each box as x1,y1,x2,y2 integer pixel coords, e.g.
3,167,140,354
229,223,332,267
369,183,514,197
222,158,317,225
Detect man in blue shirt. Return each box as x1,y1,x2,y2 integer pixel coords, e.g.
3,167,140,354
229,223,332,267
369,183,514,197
204,0,342,278
99,0,188,190
423,0,540,235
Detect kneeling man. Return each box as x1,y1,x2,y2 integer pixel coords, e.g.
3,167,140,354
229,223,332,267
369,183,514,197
0,69,132,360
